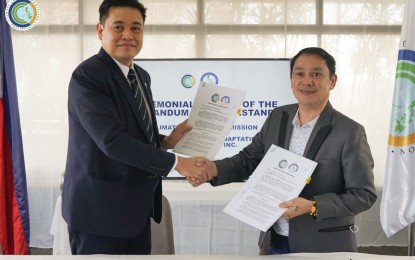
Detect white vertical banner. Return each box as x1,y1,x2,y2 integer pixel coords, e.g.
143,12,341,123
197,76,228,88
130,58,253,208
380,0,415,238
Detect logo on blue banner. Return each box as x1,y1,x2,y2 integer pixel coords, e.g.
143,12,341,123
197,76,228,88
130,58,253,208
388,49,415,147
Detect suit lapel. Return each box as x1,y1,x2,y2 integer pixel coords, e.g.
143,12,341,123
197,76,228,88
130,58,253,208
279,105,297,150
279,102,334,160
97,48,158,145
277,111,289,147
303,102,334,160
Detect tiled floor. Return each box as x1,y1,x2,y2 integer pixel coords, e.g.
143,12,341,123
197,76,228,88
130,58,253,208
30,247,413,256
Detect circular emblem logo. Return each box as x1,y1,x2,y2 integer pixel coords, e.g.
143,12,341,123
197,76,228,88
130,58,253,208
288,163,299,173
211,94,219,103
5,0,40,31
181,74,195,88
278,160,288,168
200,72,219,84
221,96,230,105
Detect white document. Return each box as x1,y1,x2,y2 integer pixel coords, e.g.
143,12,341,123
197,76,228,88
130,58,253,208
223,144,318,232
173,82,245,160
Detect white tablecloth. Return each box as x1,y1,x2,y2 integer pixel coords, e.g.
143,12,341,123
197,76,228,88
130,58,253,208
50,196,71,255
162,181,259,255
50,181,258,255
50,181,409,255
2,253,415,259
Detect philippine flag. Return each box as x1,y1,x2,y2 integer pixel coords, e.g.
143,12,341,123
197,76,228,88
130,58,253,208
0,0,30,255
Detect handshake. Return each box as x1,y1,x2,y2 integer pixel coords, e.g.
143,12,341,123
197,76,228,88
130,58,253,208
175,156,217,187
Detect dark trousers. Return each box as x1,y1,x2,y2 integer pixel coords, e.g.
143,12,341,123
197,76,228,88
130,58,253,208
268,228,290,255
68,219,151,255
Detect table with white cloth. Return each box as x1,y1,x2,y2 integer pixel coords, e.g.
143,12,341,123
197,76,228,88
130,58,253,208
50,181,259,255
49,180,409,255
2,253,415,259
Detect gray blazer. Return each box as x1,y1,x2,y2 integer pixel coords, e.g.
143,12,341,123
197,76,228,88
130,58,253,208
212,102,376,252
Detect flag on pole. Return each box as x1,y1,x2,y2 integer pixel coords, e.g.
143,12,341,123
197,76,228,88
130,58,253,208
0,0,30,255
380,0,415,238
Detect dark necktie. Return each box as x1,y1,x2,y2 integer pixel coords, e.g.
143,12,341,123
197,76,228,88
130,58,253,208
127,68,155,145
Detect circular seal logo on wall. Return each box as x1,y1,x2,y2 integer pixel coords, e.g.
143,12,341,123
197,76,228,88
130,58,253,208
5,0,40,31
181,74,195,89
200,72,219,84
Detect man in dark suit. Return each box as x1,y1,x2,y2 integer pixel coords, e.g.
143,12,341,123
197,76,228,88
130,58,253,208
189,47,377,253
62,0,213,255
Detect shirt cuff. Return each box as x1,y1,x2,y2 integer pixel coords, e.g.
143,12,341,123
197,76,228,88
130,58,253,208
166,155,178,176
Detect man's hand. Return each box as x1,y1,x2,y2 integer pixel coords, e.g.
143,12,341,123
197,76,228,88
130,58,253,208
162,120,192,149
175,156,216,184
186,158,217,187
280,197,314,219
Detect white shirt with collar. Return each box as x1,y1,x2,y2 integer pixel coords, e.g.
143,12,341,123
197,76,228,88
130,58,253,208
273,109,319,236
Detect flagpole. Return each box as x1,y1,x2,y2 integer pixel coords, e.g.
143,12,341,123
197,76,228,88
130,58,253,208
409,223,414,256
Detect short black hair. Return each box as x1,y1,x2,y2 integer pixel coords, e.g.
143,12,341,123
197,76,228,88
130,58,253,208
290,47,336,78
99,0,147,24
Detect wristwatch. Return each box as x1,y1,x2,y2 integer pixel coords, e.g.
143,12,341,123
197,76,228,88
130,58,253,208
310,199,318,219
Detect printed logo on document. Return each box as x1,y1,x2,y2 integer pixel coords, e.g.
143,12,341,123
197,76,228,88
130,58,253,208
5,0,40,31
221,96,230,105
288,163,299,173
278,160,288,168
211,94,220,103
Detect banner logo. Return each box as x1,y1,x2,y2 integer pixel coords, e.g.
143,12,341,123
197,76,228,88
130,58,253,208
5,0,40,31
181,74,195,88
388,49,415,146
201,72,219,84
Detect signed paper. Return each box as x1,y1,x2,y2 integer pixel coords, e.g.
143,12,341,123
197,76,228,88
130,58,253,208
173,82,245,160
223,145,318,232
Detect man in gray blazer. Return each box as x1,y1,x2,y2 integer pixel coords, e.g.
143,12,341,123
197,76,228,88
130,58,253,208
189,47,377,253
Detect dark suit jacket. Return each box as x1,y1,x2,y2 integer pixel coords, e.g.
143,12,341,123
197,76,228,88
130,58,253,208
212,102,377,252
62,48,175,238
